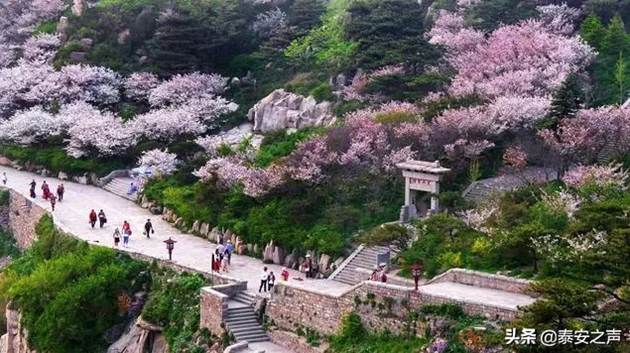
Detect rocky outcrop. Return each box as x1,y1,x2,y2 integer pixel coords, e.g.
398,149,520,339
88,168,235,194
210,123,263,150
247,89,335,133
107,316,168,353
1,305,36,353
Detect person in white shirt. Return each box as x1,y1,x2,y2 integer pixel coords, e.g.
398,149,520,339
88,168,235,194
216,242,225,262
259,267,268,292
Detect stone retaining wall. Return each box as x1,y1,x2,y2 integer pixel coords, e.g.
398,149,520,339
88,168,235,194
200,287,229,337
268,279,525,336
268,330,327,353
4,189,46,250
425,268,530,293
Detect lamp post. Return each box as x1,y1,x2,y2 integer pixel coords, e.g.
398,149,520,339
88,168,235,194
163,237,177,261
411,263,423,291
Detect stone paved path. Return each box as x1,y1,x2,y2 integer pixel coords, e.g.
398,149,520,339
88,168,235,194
0,166,537,341
0,166,350,297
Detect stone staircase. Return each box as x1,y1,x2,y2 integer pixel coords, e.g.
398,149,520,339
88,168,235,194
102,177,138,201
226,292,269,343
329,245,397,286
462,167,557,204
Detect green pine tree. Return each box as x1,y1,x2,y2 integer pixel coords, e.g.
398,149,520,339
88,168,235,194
537,73,584,131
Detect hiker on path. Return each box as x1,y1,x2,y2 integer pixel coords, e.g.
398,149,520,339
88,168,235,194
216,242,225,263
267,271,276,291
259,267,269,293
56,184,64,202
281,267,289,282
144,219,154,238
225,240,233,265
98,210,107,228
113,228,121,247
41,181,50,200
2,172,6,185
221,255,229,272
49,194,57,211
127,183,137,195
370,267,379,281
122,225,131,247
29,180,36,199
212,256,220,272
89,210,97,228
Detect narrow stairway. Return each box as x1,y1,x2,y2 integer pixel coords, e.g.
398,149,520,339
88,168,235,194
226,291,269,343
102,177,138,201
330,245,396,286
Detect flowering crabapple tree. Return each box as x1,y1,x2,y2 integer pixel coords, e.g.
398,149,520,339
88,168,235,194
252,8,287,39
138,149,179,177
562,164,628,191
123,72,160,102
65,104,135,158
0,106,60,145
148,72,229,107
427,8,594,99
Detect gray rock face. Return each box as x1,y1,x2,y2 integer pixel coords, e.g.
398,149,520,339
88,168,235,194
263,241,274,262
191,220,200,233
80,38,93,51
247,89,335,133
107,316,167,353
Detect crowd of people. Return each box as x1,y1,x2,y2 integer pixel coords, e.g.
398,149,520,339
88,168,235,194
28,179,64,211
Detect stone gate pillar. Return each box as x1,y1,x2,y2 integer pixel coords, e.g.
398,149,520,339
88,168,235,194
396,160,450,223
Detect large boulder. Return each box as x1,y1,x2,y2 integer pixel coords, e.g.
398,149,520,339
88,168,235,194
247,89,335,133
200,223,210,237
149,205,163,215
191,220,200,234
263,241,274,262
318,254,331,273
0,157,12,166
272,246,285,265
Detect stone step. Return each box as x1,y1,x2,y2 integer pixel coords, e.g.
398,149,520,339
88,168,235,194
234,333,269,343
233,292,255,305
227,318,259,327
226,313,258,321
230,324,265,334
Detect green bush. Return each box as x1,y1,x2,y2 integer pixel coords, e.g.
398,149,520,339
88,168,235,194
254,127,326,167
373,111,418,125
142,271,210,352
0,215,147,353
329,312,426,352
34,21,58,35
0,145,129,177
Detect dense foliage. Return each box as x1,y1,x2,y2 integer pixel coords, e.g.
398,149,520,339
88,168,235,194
0,215,149,353
142,269,213,353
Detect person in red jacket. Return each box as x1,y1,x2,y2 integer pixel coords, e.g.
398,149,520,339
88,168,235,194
89,210,97,228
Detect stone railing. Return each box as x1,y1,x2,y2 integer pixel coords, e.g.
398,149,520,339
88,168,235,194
223,342,249,353
328,244,364,280
210,282,248,298
424,268,531,294
97,169,130,187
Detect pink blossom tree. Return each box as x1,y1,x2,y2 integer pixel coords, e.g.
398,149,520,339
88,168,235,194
148,72,229,107
562,164,628,191
123,72,160,102
427,9,594,99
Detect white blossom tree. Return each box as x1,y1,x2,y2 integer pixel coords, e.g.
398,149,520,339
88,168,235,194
65,106,135,158
138,149,179,177
0,106,60,145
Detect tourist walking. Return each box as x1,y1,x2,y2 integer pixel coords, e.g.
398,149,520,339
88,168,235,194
267,271,275,291
370,267,379,281
49,194,57,211
29,180,36,199
221,255,229,272
259,267,269,292
56,184,64,202
41,181,50,200
89,210,97,228
144,219,154,239
226,240,233,265
98,210,107,228
216,242,225,263
113,228,121,247
127,183,137,195
2,172,6,185
122,226,131,247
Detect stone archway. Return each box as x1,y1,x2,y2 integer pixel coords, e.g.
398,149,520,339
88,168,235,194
396,160,451,223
